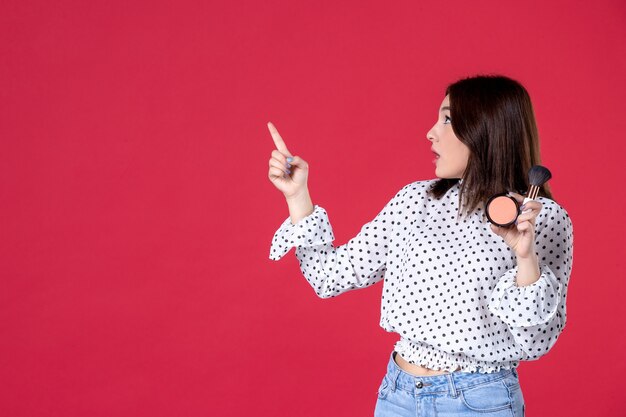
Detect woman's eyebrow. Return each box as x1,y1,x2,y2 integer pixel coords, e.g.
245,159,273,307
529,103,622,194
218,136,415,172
440,106,451,112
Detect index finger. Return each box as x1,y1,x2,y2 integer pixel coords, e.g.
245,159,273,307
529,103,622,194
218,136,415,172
267,122,293,157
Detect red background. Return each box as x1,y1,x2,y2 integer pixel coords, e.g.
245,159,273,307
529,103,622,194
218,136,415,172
1,1,625,416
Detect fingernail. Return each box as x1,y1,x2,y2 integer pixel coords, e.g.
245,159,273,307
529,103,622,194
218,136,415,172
286,157,293,162
286,163,291,168
286,169,291,174
520,204,526,211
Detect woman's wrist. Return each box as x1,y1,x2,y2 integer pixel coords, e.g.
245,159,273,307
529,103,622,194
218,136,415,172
285,189,314,225
515,252,541,287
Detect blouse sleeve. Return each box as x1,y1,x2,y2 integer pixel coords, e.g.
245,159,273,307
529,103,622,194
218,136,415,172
268,184,410,299
487,200,574,360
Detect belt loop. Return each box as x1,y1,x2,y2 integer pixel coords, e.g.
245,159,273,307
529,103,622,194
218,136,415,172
446,374,458,398
390,352,401,392
391,366,401,392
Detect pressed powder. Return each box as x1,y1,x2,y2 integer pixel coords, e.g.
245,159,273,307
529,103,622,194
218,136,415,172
485,194,519,227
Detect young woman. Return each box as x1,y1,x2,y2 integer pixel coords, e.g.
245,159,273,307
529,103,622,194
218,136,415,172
267,75,573,417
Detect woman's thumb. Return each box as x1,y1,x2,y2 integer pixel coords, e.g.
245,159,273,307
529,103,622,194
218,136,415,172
286,155,303,166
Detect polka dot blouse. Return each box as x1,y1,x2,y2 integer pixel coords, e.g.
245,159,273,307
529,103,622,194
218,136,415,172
269,179,574,373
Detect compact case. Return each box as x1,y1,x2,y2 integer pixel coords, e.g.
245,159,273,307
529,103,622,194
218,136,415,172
485,193,521,227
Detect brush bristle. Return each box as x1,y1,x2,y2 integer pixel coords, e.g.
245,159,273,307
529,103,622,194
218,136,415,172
528,165,552,186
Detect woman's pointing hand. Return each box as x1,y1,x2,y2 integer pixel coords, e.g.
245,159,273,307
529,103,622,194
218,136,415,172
267,122,310,199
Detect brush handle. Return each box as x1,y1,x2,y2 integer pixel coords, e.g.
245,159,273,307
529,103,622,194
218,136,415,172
521,196,533,215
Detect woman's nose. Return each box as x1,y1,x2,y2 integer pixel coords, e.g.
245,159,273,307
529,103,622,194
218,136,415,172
426,126,436,142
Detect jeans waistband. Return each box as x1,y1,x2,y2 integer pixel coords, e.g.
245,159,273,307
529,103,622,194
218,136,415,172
385,350,518,396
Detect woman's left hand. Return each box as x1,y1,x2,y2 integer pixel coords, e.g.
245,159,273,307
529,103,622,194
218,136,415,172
489,192,543,259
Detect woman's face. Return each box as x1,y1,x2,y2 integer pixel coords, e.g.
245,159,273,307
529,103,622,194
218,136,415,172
426,95,471,179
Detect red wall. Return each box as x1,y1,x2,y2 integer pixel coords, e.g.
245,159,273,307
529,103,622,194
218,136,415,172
1,1,625,416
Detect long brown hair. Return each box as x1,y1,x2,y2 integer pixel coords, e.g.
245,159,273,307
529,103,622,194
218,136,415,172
428,74,554,220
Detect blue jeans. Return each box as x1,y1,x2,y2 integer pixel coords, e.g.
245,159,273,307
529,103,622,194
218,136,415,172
374,351,525,417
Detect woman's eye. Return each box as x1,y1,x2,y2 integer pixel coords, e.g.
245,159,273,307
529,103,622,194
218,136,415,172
443,115,451,124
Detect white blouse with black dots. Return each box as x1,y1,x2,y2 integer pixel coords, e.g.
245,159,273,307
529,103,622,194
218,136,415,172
269,179,574,373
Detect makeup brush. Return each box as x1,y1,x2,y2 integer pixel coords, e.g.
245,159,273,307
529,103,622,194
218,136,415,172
520,165,552,213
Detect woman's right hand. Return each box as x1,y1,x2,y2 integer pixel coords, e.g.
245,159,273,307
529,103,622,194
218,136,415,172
267,122,309,199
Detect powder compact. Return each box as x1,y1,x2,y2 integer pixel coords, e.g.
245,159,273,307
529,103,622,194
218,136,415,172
485,193,520,227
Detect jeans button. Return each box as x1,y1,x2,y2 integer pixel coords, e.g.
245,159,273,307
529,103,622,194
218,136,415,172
416,381,424,388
